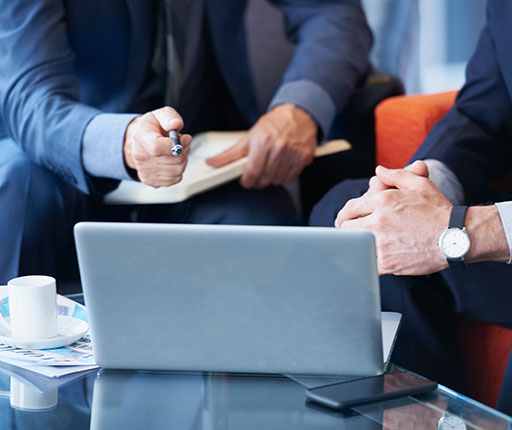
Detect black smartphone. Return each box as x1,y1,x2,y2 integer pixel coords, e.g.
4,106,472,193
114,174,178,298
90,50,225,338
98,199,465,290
306,371,437,410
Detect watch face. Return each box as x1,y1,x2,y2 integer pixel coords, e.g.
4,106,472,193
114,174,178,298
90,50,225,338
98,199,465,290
439,228,471,259
438,415,467,430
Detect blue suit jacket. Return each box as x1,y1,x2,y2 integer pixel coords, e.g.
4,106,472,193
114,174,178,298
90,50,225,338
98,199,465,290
0,0,371,194
413,0,512,204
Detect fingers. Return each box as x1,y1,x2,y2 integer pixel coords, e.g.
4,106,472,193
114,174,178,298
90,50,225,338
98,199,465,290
335,215,370,231
132,131,192,161
367,161,428,195
143,138,191,165
335,195,375,228
135,143,191,187
367,175,389,194
407,160,429,177
242,139,271,188
145,107,187,157
151,106,184,133
125,106,193,188
375,165,430,190
264,139,309,185
241,135,314,188
235,105,316,189
206,136,249,168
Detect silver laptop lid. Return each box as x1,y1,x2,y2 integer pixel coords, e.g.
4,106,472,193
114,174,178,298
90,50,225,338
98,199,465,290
74,222,383,376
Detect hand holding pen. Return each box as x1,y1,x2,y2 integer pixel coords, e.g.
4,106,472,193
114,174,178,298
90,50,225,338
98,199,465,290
123,106,192,188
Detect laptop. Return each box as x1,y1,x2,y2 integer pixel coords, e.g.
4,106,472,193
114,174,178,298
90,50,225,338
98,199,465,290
74,222,400,376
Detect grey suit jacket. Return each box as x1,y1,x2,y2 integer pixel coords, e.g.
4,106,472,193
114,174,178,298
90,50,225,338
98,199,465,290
0,0,372,193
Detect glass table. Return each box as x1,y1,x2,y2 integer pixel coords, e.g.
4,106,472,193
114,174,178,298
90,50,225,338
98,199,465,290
0,367,511,429
0,295,510,429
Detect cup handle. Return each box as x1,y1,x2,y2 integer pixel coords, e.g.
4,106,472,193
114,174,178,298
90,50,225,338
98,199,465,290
0,285,11,333
0,391,9,399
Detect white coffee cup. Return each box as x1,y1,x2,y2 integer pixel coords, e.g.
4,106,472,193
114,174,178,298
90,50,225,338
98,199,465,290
0,275,58,339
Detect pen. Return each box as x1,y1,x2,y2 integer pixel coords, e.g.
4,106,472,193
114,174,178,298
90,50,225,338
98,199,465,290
169,130,183,156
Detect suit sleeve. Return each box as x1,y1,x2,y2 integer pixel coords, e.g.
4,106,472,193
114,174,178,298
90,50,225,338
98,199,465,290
412,17,512,204
268,0,373,136
0,0,126,194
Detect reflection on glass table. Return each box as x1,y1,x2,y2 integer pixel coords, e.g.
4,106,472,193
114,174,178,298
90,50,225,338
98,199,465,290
1,364,511,430
90,370,382,429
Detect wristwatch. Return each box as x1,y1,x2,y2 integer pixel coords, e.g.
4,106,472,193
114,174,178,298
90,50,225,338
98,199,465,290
437,413,467,430
438,206,471,268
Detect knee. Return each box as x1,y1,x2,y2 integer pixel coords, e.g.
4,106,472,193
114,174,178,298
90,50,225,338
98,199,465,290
0,150,42,236
0,148,33,198
0,152,48,279
0,145,66,210
0,150,82,242
221,186,299,226
188,183,299,226
24,164,85,240
309,178,370,227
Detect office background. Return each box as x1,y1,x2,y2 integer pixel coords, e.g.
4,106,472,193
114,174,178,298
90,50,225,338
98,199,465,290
419,0,486,93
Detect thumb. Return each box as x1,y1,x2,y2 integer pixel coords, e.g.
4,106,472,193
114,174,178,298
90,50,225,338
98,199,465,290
407,160,429,178
206,138,249,168
152,106,184,133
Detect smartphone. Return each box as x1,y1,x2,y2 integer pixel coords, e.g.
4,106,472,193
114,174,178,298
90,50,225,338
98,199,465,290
306,371,437,410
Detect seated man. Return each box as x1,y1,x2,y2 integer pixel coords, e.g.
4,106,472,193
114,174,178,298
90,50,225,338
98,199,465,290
310,0,512,414
0,0,372,287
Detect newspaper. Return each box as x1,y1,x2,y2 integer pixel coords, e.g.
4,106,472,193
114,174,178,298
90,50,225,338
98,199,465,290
0,293,98,378
0,360,97,394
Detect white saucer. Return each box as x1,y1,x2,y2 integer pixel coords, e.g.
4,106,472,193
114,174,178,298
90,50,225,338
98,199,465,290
0,316,88,350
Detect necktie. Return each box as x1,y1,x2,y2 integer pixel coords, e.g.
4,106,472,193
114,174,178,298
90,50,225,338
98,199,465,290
152,0,188,107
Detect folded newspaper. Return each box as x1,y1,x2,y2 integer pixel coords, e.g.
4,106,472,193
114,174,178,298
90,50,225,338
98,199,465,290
0,293,97,378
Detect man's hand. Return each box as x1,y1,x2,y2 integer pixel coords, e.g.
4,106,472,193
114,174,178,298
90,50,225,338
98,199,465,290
335,162,452,276
366,160,429,195
123,107,192,188
206,104,318,189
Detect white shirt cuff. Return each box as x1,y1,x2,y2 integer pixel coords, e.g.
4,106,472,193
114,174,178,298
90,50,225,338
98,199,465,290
268,80,336,137
419,159,465,206
82,113,139,181
495,202,512,264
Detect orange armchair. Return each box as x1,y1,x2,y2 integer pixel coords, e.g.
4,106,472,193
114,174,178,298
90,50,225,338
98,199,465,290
374,91,512,408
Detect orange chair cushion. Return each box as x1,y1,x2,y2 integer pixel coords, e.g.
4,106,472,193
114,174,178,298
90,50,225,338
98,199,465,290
375,91,458,169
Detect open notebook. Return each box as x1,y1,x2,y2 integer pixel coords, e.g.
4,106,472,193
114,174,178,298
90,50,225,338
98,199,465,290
104,131,350,205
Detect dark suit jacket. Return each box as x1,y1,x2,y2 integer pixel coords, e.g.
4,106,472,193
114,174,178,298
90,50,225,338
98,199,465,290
0,0,372,194
413,0,512,204
412,2,512,410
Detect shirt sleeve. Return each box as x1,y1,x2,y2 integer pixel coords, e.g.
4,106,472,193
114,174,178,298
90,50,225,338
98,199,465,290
495,202,512,264
268,80,336,138
421,159,465,206
269,0,372,136
82,113,139,181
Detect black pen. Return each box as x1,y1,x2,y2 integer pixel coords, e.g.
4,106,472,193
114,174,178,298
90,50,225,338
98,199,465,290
169,130,183,156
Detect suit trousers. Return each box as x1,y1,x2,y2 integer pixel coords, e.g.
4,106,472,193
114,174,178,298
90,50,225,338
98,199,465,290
310,178,512,406
0,138,298,292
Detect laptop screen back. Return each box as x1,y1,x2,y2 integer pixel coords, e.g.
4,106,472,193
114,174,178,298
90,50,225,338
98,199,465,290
74,222,383,376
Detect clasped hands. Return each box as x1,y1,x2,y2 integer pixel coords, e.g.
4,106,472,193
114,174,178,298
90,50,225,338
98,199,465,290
123,104,318,189
335,161,453,276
